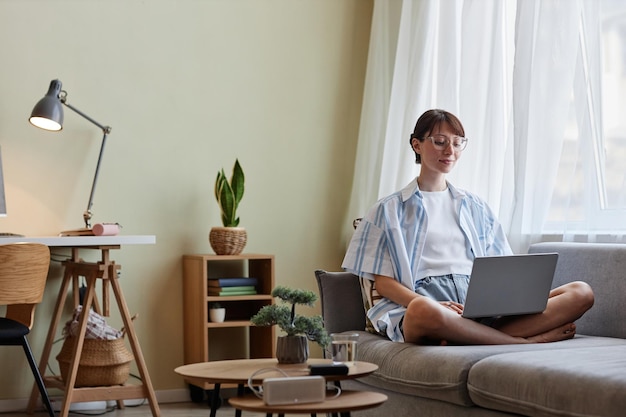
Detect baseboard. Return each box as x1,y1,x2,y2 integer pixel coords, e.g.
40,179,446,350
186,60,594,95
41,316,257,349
0,389,191,413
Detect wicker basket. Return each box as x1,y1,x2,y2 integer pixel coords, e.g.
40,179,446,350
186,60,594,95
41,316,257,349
56,336,133,387
209,227,247,255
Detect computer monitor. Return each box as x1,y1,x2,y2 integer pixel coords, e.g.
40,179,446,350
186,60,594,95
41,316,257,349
0,146,6,217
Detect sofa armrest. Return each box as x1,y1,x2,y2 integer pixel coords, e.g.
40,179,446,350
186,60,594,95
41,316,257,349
529,242,626,338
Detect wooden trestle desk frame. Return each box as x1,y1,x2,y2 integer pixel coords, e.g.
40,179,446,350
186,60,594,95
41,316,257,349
2,236,161,417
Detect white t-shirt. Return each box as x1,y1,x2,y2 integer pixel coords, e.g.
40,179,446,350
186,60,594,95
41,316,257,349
418,189,473,279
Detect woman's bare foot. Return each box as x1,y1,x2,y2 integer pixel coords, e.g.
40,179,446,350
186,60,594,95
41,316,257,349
526,323,576,343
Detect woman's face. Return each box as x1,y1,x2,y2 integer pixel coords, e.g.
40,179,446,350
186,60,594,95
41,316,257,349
412,122,462,176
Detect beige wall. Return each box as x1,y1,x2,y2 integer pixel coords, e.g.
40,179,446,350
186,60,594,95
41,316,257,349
0,0,372,401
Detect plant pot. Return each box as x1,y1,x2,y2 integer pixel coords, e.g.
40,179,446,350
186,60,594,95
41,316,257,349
209,308,226,323
276,335,309,364
209,227,247,255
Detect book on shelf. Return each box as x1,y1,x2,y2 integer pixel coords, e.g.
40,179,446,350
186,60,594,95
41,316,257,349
208,289,258,296
207,285,256,293
207,277,259,287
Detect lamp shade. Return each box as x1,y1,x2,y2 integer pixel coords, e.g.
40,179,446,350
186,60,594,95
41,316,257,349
29,79,64,131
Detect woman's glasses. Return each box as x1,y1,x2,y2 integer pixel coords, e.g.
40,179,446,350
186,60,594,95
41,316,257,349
425,134,468,151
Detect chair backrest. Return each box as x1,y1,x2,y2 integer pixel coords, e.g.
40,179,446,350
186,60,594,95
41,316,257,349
0,243,50,328
314,269,366,334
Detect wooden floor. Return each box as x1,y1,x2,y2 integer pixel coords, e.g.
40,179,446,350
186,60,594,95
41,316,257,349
0,402,267,417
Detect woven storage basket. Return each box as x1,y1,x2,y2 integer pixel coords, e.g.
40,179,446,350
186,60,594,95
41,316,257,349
56,336,133,387
209,227,247,255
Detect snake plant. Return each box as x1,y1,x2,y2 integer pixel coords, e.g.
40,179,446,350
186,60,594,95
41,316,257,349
214,159,244,227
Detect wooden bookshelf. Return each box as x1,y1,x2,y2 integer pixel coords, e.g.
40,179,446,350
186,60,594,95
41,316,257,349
181,254,275,398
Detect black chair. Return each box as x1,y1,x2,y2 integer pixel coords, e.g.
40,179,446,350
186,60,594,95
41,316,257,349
0,243,55,417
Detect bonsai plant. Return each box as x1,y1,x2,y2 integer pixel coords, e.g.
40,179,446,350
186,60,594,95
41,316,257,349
209,159,247,255
251,286,330,364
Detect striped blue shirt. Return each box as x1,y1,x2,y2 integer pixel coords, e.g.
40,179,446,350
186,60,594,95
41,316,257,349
342,178,512,342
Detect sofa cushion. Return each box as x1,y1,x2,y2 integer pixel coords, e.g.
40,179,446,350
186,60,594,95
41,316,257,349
468,345,626,417
356,331,626,407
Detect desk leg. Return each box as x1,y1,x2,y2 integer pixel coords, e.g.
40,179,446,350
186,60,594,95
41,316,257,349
108,266,160,417
61,275,100,417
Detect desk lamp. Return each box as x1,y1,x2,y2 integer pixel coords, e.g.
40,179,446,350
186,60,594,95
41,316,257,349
29,79,112,236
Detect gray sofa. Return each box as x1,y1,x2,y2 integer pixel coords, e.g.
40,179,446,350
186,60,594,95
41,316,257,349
315,242,626,417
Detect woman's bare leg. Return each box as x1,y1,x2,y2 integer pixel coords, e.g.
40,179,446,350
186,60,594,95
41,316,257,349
493,281,594,338
401,285,590,345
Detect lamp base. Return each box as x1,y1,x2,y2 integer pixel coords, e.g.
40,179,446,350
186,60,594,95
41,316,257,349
59,227,94,237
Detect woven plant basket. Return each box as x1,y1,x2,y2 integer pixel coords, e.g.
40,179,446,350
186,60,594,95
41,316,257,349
209,226,247,255
56,336,133,387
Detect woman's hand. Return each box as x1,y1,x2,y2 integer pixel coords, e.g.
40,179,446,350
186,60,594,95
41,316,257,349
440,301,464,315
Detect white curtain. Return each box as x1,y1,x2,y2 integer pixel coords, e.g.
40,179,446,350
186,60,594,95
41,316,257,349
506,0,584,252
344,0,516,243
343,0,401,239
345,0,614,252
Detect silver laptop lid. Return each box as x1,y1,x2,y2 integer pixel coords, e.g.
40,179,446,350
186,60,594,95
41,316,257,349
462,253,558,319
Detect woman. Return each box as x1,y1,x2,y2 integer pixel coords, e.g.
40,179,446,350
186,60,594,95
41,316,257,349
342,109,594,345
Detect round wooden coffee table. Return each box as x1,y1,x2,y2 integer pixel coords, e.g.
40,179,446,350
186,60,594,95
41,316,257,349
229,391,387,416
175,358,381,417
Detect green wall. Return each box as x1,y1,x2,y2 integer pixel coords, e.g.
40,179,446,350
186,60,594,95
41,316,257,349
0,0,372,401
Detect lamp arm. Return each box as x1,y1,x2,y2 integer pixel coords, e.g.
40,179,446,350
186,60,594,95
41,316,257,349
82,130,108,228
62,100,112,229
62,100,112,135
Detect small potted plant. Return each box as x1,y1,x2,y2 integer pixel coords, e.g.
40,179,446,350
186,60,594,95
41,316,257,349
251,286,329,364
209,159,246,255
209,302,226,323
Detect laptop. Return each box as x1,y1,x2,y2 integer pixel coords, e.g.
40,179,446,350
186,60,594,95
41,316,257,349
461,253,558,319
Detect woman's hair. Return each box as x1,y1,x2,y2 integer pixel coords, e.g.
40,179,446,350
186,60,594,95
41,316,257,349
409,109,465,164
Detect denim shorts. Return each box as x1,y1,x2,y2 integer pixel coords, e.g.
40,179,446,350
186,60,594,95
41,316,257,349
398,274,498,336
414,274,470,303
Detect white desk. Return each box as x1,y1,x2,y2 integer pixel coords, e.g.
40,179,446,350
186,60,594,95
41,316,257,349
0,234,155,246
22,235,160,417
